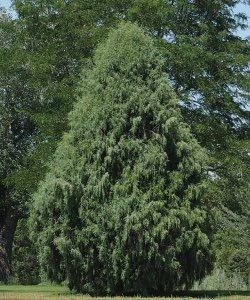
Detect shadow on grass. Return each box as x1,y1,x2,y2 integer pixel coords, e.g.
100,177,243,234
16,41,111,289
174,290,250,298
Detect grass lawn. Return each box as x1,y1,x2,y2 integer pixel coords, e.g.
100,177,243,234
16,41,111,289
0,285,249,300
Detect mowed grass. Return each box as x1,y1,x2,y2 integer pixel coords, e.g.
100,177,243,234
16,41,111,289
0,285,249,300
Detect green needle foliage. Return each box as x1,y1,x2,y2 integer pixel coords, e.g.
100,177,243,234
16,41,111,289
31,22,215,295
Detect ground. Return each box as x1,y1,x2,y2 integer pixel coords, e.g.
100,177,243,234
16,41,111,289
0,285,249,300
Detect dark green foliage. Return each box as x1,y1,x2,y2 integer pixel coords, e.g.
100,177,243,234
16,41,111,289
0,246,9,283
12,219,40,285
31,23,215,295
0,8,35,282
212,135,250,284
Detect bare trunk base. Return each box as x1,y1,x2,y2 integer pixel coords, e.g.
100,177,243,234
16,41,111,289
0,207,18,283
0,245,10,283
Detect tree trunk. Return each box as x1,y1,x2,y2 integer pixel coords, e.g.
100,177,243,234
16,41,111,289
0,206,19,283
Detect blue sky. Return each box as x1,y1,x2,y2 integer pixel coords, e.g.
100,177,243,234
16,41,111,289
1,0,250,37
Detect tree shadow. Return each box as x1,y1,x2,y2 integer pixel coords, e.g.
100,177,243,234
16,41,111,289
174,290,250,298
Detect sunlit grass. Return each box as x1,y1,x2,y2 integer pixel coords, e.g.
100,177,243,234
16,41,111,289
0,285,249,300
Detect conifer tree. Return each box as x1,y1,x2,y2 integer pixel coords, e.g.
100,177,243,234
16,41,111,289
32,22,215,295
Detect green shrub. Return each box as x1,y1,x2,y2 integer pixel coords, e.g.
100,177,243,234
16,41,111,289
193,267,249,291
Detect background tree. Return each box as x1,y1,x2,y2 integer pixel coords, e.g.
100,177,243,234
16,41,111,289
11,219,40,284
12,0,249,203
0,0,249,284
0,7,35,281
12,0,249,163
31,22,215,295
212,130,250,284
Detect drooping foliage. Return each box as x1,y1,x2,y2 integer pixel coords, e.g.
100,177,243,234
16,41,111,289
31,23,215,295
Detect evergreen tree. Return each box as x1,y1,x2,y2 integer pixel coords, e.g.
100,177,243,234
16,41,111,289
31,23,215,295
